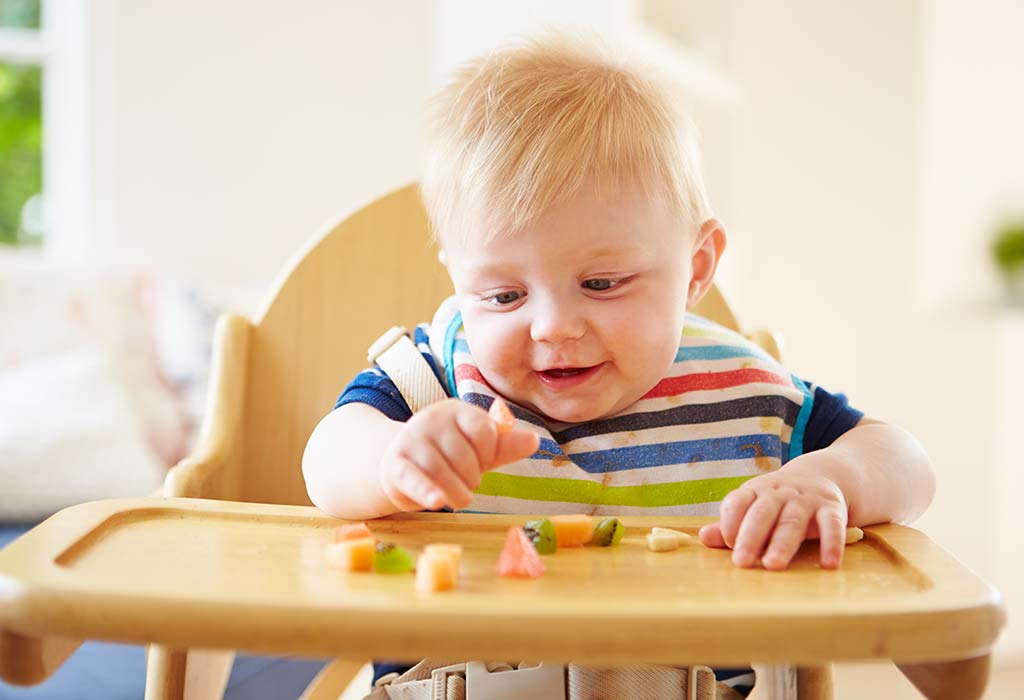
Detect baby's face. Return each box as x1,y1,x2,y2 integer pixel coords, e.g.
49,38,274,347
444,179,693,423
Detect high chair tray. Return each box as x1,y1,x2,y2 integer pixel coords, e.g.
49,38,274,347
0,497,1003,667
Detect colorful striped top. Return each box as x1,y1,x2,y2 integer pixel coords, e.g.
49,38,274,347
337,296,864,516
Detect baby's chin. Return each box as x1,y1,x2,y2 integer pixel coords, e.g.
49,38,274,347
528,399,619,425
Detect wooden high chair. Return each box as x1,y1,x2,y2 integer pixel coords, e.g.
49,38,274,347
0,184,1004,700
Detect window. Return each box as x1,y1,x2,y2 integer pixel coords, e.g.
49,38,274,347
0,0,42,246
0,0,88,254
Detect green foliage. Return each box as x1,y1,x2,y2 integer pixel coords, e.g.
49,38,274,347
0,0,40,29
0,62,41,245
993,223,1024,272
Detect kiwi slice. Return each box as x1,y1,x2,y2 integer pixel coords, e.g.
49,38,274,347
374,542,416,574
523,518,557,554
588,517,624,547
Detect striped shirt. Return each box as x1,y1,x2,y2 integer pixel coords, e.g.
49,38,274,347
339,301,862,695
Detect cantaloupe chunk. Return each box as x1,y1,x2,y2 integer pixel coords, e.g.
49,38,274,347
489,397,516,434
332,522,373,542
415,552,457,593
424,543,462,572
549,514,595,547
325,537,375,571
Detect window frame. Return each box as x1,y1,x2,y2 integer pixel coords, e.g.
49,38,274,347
0,0,89,256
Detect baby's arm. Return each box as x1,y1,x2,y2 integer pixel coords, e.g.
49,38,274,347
302,400,539,520
699,418,934,570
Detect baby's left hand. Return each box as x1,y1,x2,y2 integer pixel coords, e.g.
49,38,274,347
698,468,848,570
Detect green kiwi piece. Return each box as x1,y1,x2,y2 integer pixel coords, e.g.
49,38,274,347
589,517,624,547
523,518,557,554
374,542,416,574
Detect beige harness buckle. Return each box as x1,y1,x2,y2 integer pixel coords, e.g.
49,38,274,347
465,661,565,700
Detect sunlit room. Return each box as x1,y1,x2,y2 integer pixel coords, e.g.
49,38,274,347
1,1,1022,699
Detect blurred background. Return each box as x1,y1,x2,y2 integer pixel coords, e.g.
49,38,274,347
1,0,1022,698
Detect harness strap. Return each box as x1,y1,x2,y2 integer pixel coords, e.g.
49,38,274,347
368,326,448,413
363,659,746,700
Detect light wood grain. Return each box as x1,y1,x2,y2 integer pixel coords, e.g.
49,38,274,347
0,498,1003,670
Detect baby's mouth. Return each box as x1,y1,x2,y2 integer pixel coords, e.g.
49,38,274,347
540,366,591,379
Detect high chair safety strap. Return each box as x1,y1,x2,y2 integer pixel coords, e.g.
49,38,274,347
368,326,448,413
363,659,746,700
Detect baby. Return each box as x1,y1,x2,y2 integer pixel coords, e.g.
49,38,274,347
303,34,935,695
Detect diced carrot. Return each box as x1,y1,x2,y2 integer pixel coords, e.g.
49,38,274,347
423,543,462,572
488,397,516,434
549,514,595,547
332,522,373,542
415,552,457,593
325,537,375,572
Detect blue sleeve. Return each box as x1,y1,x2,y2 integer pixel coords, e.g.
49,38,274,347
800,381,864,453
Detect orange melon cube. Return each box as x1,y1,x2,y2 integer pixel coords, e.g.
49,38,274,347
332,522,373,542
423,543,462,572
488,396,517,434
325,537,375,572
550,514,595,547
415,552,457,593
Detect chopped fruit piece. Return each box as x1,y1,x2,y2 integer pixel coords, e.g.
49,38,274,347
550,514,595,547
489,396,517,434
497,526,546,578
845,527,864,544
523,518,557,554
651,527,693,545
415,552,457,593
332,522,373,542
374,543,416,574
645,532,680,552
588,517,625,547
325,537,375,571
424,543,463,571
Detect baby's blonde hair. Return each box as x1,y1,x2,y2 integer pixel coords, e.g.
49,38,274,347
421,35,712,247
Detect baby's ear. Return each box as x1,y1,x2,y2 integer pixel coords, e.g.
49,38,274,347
687,219,727,308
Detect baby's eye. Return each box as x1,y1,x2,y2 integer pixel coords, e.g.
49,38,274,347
582,278,619,292
486,290,523,306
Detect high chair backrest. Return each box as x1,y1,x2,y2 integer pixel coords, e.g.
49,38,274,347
172,183,775,507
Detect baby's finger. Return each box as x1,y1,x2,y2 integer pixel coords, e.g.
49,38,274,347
385,457,444,511
760,501,813,571
490,429,540,468
719,488,757,549
732,492,782,568
698,522,728,548
402,441,474,510
454,407,499,472
434,424,484,491
816,504,848,569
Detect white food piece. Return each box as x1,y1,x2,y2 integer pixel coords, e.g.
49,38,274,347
651,527,694,545
845,526,864,544
646,532,680,552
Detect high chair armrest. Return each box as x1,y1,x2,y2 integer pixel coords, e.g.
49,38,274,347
164,313,252,500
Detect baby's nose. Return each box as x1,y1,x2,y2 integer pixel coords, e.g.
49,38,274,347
529,303,587,344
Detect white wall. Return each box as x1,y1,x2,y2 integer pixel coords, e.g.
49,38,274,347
726,0,1024,663
87,0,432,306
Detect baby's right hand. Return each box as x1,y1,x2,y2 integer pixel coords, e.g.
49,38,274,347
378,399,540,512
